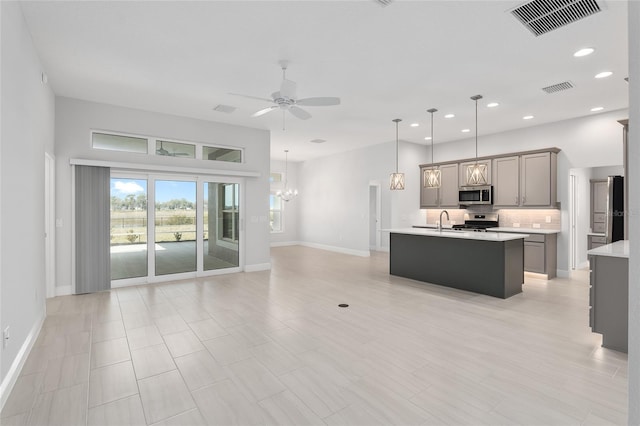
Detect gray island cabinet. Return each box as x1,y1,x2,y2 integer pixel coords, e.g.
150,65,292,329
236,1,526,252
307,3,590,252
588,240,629,353
387,229,527,299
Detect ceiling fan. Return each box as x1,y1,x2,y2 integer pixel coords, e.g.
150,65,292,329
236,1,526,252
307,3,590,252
156,141,190,157
229,61,341,122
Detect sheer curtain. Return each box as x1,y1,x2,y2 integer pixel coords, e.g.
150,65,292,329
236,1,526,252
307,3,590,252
75,165,111,294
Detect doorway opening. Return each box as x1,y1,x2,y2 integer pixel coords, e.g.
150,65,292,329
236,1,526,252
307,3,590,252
369,182,381,251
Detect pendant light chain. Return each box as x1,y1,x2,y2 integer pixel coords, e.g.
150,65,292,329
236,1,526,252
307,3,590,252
395,119,399,173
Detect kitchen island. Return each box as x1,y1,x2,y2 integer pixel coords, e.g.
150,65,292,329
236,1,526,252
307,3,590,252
588,240,629,352
387,228,528,299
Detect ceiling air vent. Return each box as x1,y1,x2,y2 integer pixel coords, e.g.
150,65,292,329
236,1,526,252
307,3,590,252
510,0,602,37
213,104,236,114
542,81,574,94
373,0,394,7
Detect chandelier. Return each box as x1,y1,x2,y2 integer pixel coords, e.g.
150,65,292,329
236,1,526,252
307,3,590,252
276,150,298,201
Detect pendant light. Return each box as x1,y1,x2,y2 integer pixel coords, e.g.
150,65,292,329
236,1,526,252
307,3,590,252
423,108,441,188
467,94,487,186
389,118,405,190
276,150,298,202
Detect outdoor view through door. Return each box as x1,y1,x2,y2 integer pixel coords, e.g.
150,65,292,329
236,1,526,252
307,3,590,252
110,176,241,282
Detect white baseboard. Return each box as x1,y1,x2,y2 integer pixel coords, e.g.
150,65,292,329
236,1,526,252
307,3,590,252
577,261,589,270
55,285,72,297
245,262,272,272
270,241,301,247
299,242,370,258
0,311,45,412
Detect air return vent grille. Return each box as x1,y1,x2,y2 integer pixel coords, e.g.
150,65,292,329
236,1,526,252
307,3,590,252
510,0,602,37
373,0,394,7
542,81,574,94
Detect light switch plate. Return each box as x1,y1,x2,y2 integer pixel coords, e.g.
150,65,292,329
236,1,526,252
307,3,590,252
533,223,541,228
545,216,552,223
513,223,520,227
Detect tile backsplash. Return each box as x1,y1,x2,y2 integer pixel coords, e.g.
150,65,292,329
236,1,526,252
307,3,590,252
423,208,561,230
496,209,561,230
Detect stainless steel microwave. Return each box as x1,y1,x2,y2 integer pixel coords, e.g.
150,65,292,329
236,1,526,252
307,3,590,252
459,185,493,205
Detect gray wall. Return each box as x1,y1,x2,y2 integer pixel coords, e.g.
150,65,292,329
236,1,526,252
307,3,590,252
297,139,429,256
54,97,271,291
1,0,55,390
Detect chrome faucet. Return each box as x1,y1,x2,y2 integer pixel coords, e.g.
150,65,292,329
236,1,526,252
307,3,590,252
439,210,450,232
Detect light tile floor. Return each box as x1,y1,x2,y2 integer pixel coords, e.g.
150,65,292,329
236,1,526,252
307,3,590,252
1,246,629,425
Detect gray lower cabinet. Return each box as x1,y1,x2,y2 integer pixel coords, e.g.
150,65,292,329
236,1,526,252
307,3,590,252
589,254,628,352
588,235,607,250
524,240,545,273
494,232,556,278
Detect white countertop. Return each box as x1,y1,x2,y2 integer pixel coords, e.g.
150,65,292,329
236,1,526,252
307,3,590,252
587,240,629,259
587,232,606,237
385,228,529,242
412,224,453,229
488,227,561,234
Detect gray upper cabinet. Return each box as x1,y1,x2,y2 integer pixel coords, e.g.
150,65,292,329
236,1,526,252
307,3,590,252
419,148,559,209
592,180,608,214
459,160,491,186
419,164,458,208
420,167,439,207
493,156,519,207
439,164,459,207
521,152,553,206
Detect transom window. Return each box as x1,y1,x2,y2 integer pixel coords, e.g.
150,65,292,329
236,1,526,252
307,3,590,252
91,130,243,163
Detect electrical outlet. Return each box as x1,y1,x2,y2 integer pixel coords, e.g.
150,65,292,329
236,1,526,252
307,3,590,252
3,326,9,348
513,223,520,228
533,223,541,228
545,216,552,223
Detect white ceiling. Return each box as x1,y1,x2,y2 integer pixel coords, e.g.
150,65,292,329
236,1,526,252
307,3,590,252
20,0,628,162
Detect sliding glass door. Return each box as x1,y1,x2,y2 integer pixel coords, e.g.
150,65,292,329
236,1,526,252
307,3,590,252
110,173,242,285
110,177,148,280
155,180,197,276
203,182,240,271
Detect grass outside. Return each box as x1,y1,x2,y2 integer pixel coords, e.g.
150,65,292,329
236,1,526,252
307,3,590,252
111,209,208,244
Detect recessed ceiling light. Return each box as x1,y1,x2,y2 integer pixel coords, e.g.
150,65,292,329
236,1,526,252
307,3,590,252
461,129,470,133
573,47,595,57
590,107,604,112
444,114,455,119
410,123,420,127
487,102,499,108
523,115,534,120
595,71,613,79
310,138,326,144
424,136,432,140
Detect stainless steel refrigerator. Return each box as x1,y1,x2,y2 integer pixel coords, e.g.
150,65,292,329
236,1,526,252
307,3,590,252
606,175,624,244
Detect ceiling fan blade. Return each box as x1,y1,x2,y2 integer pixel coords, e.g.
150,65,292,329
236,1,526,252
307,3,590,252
228,92,273,103
296,97,341,107
252,106,278,117
280,79,297,99
289,106,311,120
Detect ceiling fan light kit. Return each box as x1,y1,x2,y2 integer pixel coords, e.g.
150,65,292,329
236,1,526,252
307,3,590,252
390,118,405,191
423,108,441,189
